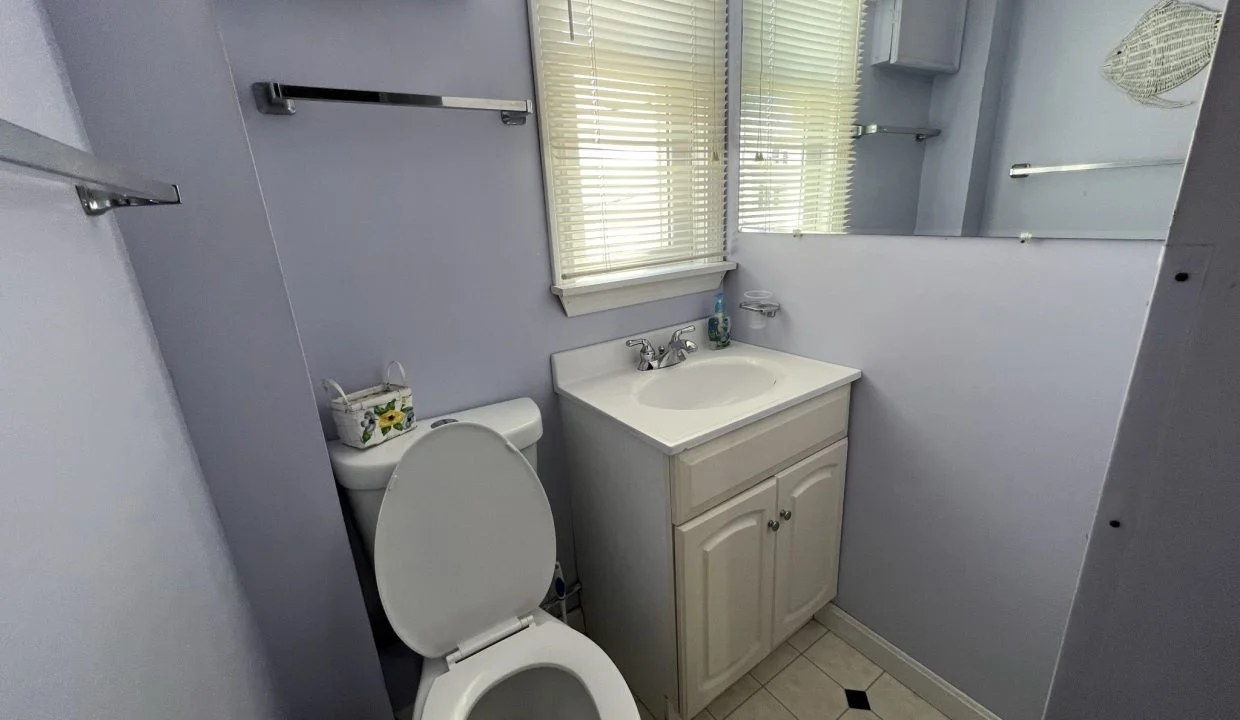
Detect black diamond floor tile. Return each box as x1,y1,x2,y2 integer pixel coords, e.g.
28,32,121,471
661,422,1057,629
845,688,871,711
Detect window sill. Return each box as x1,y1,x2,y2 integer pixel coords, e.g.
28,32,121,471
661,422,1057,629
551,261,737,317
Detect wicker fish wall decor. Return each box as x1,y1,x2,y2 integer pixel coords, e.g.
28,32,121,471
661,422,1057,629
1102,0,1223,109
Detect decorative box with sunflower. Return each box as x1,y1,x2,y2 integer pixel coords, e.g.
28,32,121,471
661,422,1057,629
323,361,416,450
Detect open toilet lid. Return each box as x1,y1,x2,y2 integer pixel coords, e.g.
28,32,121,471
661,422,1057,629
373,422,555,658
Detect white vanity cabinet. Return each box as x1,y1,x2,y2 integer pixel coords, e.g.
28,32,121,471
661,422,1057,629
561,383,855,720
676,478,778,710
676,440,848,714
772,441,848,641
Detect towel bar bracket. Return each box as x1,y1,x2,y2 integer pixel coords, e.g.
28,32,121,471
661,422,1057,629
253,83,296,115
499,111,528,126
76,184,182,216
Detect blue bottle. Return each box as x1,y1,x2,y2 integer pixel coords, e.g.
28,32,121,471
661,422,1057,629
707,289,731,349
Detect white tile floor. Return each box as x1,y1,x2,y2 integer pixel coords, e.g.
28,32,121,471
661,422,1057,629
403,620,948,720
679,619,950,720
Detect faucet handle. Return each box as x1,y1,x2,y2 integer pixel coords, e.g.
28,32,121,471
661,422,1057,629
626,338,658,371
626,338,656,358
669,325,696,342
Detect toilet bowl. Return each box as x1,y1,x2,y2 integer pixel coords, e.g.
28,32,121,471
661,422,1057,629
334,403,637,720
413,609,635,720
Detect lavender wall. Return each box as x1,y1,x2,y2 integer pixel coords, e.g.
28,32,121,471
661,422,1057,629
1049,8,1240,713
212,0,715,591
727,235,1159,720
726,1,1169,715
39,0,391,715
0,0,276,716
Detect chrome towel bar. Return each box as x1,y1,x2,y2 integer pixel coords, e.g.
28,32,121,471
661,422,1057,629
252,82,533,126
0,118,180,216
852,124,942,142
1010,158,1183,179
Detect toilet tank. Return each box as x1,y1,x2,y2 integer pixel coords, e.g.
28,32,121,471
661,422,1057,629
327,397,543,560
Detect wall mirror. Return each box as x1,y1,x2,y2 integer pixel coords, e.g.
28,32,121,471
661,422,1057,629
742,0,1225,240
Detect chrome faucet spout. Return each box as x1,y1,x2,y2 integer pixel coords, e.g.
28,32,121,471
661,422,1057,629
627,325,698,370
657,325,697,369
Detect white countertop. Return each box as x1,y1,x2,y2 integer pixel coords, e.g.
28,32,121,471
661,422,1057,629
551,320,861,453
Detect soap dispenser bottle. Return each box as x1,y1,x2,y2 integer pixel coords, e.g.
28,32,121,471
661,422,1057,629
707,289,731,349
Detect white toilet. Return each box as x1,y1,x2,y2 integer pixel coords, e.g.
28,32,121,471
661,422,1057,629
329,398,638,720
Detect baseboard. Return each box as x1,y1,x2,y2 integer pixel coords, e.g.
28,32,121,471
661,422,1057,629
815,604,1002,720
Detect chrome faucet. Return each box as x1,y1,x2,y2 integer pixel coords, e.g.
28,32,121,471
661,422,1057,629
663,325,698,368
626,325,698,371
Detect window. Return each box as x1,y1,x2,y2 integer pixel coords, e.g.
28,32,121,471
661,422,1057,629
530,0,732,316
739,0,865,235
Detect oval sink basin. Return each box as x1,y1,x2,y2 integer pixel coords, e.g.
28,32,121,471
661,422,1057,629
636,358,778,410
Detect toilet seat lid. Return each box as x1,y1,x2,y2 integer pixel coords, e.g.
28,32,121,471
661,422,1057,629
373,422,555,658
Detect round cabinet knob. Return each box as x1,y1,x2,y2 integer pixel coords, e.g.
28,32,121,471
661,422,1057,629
767,519,781,532
779,510,792,521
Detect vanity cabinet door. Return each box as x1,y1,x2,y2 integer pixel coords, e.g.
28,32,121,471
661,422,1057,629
772,439,848,646
675,478,778,718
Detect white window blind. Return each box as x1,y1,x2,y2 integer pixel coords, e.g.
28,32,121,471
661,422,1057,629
739,0,865,234
530,0,727,283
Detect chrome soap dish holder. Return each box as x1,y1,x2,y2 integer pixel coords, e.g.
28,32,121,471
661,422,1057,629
739,299,780,317
738,291,780,329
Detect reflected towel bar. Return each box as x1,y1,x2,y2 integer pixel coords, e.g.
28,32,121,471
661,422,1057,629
253,82,532,126
852,124,942,142
0,117,181,216
1010,158,1184,179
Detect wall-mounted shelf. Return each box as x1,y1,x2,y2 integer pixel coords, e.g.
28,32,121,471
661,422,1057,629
1010,158,1184,179
0,118,180,216
853,124,942,142
252,82,533,126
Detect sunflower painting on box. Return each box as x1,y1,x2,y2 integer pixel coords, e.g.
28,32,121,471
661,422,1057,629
360,400,415,444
